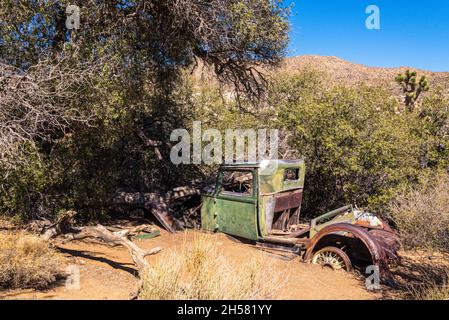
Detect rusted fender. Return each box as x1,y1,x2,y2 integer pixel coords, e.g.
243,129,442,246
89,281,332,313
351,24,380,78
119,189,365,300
303,223,398,282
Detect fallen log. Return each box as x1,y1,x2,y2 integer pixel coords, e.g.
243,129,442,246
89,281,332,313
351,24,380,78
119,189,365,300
63,224,161,276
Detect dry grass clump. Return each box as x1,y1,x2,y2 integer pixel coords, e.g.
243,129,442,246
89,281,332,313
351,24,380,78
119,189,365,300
408,267,449,300
0,232,64,289
389,173,449,250
411,280,449,300
139,234,286,300
0,218,14,230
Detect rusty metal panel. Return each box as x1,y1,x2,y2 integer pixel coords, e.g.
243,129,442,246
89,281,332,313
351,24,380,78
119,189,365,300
273,190,303,212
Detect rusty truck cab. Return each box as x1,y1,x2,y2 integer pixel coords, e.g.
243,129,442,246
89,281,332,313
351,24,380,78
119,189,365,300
201,160,306,241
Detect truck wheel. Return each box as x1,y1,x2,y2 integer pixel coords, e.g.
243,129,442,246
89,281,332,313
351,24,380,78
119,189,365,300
311,246,353,271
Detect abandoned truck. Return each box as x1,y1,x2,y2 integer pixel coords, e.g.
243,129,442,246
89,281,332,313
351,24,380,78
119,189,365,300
116,159,400,281
198,160,400,281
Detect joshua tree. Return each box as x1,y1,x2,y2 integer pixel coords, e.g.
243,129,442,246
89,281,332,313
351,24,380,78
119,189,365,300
395,70,430,112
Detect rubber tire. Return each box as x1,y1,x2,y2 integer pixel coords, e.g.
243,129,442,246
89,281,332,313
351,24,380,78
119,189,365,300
311,246,353,272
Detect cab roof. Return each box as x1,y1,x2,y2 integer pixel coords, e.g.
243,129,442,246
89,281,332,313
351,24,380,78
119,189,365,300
220,159,306,193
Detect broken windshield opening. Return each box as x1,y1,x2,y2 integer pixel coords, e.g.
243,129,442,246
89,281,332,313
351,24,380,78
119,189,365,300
220,170,253,196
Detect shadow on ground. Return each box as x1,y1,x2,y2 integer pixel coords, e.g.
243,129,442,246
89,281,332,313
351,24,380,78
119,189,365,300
58,247,138,276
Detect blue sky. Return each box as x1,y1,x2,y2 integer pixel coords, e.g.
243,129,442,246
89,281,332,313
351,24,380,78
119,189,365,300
286,0,449,71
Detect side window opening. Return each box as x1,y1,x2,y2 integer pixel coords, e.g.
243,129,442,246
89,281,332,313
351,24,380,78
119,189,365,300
221,170,253,195
284,168,300,182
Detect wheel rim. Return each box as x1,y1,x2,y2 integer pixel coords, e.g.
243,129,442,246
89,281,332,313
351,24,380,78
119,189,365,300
312,249,349,271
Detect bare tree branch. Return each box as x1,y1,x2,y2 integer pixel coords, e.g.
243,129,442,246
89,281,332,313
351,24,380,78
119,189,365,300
0,56,102,172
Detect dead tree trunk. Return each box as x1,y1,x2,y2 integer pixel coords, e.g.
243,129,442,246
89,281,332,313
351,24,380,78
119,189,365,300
40,210,78,241
39,211,162,279
112,184,203,232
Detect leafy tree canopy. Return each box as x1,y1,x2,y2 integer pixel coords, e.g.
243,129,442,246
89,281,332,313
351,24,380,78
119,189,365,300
0,0,290,98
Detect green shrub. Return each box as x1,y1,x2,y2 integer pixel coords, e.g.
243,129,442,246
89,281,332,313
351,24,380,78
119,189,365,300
417,92,449,170
274,71,422,216
0,149,51,221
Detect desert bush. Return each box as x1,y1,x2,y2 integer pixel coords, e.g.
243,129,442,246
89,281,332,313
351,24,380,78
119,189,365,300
389,173,449,250
0,151,51,221
0,232,64,289
273,71,423,217
139,234,285,300
417,92,449,170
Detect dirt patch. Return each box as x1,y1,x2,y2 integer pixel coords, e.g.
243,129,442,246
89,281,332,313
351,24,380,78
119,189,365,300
0,228,381,300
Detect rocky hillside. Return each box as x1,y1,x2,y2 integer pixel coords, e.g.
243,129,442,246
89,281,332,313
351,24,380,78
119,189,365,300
279,55,449,94
193,55,449,94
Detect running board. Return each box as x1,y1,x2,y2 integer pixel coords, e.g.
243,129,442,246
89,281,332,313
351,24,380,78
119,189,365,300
255,241,301,254
264,235,299,245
